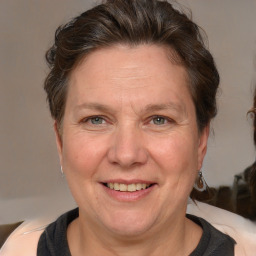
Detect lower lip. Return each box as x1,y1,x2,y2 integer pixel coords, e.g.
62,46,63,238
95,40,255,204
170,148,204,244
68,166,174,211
101,184,156,202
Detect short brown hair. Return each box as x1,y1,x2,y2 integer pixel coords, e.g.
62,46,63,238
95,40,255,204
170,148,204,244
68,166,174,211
44,0,219,132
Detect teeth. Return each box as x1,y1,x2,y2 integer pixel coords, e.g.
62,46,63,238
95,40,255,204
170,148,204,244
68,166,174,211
128,184,136,192
136,183,142,190
106,183,151,192
114,183,119,190
119,184,127,191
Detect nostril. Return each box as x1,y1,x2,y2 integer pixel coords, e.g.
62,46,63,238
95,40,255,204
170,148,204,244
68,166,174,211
106,129,148,167
107,146,148,168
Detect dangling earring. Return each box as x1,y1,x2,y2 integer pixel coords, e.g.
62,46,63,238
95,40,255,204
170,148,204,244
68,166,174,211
60,166,65,177
193,171,207,192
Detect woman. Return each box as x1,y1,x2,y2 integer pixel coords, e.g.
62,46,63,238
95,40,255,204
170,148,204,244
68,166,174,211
1,0,236,255
39,0,235,255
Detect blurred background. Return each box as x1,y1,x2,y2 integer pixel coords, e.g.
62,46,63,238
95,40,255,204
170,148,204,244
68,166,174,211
1,0,256,224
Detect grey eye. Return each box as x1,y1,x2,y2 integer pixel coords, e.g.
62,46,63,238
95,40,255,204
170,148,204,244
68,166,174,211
90,117,104,124
152,116,166,125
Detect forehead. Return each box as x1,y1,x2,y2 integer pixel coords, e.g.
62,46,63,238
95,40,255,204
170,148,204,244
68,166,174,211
67,44,192,110
73,44,187,81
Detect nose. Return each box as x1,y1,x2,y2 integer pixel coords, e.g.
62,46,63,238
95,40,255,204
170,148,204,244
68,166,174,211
107,124,148,168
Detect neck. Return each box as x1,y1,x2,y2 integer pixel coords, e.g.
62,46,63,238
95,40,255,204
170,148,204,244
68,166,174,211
67,209,202,256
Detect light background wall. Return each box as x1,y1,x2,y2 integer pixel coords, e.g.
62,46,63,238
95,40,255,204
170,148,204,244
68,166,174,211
1,0,256,224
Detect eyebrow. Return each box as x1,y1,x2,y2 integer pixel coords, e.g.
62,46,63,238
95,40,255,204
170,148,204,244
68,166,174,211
75,103,115,113
74,101,185,114
143,102,185,113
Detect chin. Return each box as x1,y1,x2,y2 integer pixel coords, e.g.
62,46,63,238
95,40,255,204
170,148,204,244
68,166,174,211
102,210,157,237
108,222,153,237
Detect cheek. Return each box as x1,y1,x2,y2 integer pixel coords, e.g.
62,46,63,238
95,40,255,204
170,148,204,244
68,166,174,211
147,132,199,199
62,133,108,177
149,133,198,172
146,133,199,214
61,134,110,208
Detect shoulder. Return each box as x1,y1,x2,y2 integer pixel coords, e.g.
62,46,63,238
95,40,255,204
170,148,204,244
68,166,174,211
37,208,78,256
0,217,56,256
187,213,235,243
187,200,256,256
188,214,235,256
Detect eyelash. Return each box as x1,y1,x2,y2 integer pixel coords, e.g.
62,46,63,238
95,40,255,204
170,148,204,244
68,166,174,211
81,116,107,125
80,115,174,127
148,115,174,126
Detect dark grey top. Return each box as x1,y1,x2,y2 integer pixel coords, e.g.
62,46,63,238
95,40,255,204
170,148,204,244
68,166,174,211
37,208,235,256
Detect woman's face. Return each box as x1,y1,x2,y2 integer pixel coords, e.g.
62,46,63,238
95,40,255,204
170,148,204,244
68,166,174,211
56,44,209,236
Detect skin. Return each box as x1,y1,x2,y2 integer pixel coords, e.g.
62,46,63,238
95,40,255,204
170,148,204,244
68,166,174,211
55,44,209,256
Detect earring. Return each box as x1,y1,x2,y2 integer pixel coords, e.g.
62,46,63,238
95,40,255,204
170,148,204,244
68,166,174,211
193,171,207,192
60,166,65,177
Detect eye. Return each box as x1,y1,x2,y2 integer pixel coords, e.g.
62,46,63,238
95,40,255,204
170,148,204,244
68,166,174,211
81,116,106,125
89,116,105,125
151,116,168,125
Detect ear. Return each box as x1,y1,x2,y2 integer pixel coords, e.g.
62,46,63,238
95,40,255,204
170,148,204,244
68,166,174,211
197,124,210,170
54,121,63,165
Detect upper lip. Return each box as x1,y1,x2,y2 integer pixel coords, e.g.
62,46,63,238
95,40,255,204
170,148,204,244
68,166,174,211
101,179,156,185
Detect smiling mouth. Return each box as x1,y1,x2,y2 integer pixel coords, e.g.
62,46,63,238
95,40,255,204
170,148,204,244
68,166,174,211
103,183,154,192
